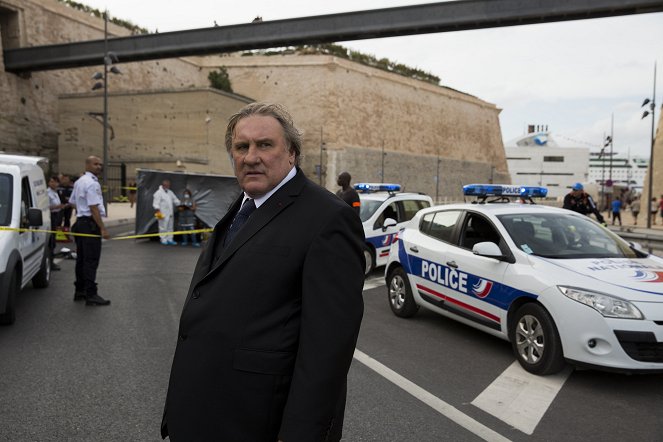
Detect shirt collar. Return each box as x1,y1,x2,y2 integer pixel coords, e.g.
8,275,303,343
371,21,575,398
84,171,98,181
243,166,296,208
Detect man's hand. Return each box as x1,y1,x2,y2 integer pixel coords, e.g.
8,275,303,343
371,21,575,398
100,227,110,240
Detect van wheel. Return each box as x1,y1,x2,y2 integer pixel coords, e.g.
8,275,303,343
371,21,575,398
0,270,18,325
32,247,51,289
363,245,375,276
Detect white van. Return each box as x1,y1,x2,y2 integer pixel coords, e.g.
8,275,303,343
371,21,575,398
0,154,52,325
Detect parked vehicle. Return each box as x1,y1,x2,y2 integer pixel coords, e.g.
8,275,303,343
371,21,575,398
386,184,663,375
355,183,432,275
0,154,52,325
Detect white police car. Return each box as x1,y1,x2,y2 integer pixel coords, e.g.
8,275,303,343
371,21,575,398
355,183,432,275
385,184,663,375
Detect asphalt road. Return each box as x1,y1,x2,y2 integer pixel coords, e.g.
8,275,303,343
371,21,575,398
1,226,662,441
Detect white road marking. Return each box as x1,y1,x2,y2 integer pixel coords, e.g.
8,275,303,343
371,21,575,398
471,361,572,435
363,275,384,291
353,349,512,442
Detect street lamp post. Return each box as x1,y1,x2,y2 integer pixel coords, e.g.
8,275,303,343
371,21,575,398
642,62,657,229
91,11,121,211
435,155,441,203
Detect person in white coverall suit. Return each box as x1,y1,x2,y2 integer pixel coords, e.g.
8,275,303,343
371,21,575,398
152,180,181,245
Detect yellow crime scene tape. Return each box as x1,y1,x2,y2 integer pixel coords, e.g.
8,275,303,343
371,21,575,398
0,226,213,240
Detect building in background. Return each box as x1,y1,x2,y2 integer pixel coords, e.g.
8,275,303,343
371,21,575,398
1,0,509,202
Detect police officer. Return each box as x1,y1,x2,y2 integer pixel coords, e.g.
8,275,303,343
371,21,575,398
563,182,606,224
336,171,361,216
70,156,111,306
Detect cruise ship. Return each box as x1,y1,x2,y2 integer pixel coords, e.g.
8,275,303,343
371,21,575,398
504,125,589,199
588,151,648,193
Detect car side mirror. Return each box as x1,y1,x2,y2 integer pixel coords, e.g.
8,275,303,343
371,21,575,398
382,217,397,231
28,208,43,227
472,241,504,259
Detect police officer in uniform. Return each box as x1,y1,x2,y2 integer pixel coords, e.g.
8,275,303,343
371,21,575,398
70,156,111,306
336,171,361,216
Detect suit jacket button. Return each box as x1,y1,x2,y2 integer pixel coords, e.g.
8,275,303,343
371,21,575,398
192,290,200,299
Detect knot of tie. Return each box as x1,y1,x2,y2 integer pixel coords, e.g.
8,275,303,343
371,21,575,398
224,198,256,246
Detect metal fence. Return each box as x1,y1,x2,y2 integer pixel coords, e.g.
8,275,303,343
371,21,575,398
105,162,126,202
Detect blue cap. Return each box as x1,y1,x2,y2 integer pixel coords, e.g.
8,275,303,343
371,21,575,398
572,182,583,191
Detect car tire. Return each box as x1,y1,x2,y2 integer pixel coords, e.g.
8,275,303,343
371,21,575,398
510,303,565,375
32,246,51,289
387,267,419,318
0,270,19,325
363,245,375,276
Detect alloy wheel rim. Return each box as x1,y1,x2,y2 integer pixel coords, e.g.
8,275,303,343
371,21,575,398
389,276,405,309
515,314,544,364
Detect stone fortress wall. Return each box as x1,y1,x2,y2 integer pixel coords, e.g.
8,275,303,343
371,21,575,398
202,54,510,198
1,0,511,200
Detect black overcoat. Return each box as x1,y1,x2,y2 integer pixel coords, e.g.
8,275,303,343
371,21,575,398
162,169,365,441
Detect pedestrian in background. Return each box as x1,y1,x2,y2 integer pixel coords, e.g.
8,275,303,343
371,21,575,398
47,175,64,232
336,171,361,216
69,156,111,306
152,179,180,245
630,196,641,225
47,175,64,271
128,180,137,208
611,197,622,226
177,189,200,247
161,103,364,441
652,197,659,225
563,182,606,224
57,174,74,229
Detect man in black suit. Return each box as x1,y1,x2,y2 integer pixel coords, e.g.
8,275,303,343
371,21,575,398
162,103,365,441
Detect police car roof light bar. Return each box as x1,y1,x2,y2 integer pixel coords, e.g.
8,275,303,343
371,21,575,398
354,183,402,194
462,184,547,204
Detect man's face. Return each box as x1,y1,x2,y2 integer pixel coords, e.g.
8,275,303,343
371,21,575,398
230,115,295,198
86,158,103,176
163,180,170,190
48,178,58,189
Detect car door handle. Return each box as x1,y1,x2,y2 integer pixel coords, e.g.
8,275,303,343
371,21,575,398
409,246,419,253
446,261,458,268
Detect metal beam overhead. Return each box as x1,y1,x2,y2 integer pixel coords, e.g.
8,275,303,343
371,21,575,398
4,0,663,73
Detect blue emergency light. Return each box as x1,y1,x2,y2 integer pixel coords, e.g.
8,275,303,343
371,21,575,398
354,183,402,193
462,184,548,198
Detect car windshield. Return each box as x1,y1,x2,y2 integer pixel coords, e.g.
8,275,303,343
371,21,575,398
498,212,639,259
0,173,12,226
359,199,384,222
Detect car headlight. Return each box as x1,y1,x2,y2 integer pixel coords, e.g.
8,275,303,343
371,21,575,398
558,286,643,319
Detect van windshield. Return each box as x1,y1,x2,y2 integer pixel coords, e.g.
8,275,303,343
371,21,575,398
0,174,12,226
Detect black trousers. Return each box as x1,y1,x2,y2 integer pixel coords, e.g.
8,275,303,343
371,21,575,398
72,217,102,296
61,207,73,228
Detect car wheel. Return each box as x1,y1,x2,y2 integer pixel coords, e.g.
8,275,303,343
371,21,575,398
0,270,19,325
32,246,51,289
363,245,375,276
387,267,419,318
510,303,565,375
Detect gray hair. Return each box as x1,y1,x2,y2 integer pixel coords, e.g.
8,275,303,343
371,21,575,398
225,102,302,165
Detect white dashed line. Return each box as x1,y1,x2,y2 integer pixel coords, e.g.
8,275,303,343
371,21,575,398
471,361,572,435
353,349,512,442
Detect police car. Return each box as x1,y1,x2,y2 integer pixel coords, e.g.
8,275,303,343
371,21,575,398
355,183,432,275
385,184,663,375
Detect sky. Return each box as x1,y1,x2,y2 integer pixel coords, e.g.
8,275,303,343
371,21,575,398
77,0,663,158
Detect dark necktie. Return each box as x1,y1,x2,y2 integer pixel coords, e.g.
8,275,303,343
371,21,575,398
224,198,256,246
